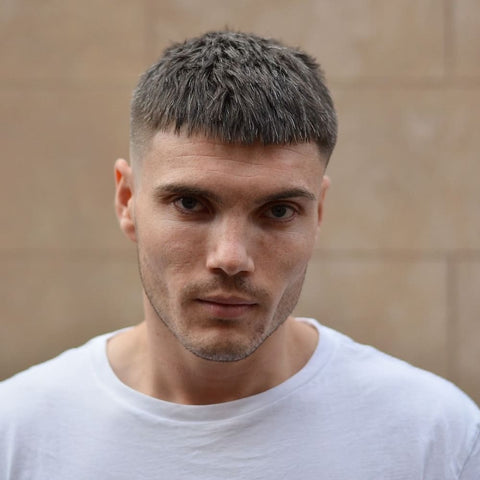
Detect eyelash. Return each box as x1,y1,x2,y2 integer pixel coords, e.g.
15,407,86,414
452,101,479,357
173,196,208,215
172,196,299,223
263,204,298,221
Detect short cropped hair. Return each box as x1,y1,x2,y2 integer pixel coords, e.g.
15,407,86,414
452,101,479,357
130,31,337,163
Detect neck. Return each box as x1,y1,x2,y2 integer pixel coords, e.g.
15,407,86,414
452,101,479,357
107,316,318,405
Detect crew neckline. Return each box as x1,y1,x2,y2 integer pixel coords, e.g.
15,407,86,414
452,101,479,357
90,318,338,422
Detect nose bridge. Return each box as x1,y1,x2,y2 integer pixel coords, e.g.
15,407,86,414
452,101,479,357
206,212,254,276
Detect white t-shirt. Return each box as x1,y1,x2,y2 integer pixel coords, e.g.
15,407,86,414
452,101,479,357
1,318,479,479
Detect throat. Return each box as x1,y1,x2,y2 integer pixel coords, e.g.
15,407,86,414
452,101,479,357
107,318,318,405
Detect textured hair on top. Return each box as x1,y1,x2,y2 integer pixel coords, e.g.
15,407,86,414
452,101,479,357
130,31,337,163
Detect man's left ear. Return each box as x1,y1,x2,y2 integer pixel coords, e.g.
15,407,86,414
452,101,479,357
317,175,331,227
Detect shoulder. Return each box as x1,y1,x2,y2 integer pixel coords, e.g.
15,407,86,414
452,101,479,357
327,324,479,414
0,332,111,420
0,332,116,476
317,323,480,474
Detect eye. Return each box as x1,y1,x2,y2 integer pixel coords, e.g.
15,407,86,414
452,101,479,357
173,196,204,213
264,204,297,221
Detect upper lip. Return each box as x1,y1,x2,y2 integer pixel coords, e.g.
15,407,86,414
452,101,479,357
198,295,256,305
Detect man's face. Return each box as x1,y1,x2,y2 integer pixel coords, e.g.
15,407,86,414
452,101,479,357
119,131,328,362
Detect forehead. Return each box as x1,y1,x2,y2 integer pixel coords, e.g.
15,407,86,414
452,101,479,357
137,131,325,194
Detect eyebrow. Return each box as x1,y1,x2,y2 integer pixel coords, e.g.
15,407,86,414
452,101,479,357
153,183,316,205
259,188,316,203
153,184,223,204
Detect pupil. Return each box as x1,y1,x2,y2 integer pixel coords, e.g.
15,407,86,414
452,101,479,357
272,205,287,217
181,197,197,209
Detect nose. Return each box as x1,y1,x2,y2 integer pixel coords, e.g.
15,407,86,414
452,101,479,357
206,217,255,277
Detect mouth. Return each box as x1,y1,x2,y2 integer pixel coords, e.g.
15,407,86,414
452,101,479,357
196,296,257,319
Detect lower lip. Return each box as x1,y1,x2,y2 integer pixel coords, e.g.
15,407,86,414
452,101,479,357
197,300,256,319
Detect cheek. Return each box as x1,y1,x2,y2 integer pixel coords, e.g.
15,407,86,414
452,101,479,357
261,232,315,280
140,221,205,273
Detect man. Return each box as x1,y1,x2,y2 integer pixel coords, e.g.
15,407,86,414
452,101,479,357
1,31,479,479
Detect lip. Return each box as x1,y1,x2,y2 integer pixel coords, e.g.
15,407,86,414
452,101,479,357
199,295,256,306
196,296,257,319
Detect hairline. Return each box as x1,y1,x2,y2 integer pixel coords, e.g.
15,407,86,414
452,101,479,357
129,128,330,173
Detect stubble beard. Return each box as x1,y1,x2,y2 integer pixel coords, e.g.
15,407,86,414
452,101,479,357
137,247,307,363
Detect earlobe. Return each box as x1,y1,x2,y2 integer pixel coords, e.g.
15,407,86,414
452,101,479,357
114,159,137,243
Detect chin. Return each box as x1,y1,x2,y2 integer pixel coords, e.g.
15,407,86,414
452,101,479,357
187,347,257,363
182,335,263,363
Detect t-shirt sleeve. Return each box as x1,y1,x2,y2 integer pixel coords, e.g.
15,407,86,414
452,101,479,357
459,425,480,480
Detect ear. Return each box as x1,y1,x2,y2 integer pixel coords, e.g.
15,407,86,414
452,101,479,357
317,175,331,228
114,158,137,242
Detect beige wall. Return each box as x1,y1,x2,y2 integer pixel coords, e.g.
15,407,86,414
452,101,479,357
1,0,479,404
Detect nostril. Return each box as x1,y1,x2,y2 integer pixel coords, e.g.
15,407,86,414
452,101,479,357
206,240,254,276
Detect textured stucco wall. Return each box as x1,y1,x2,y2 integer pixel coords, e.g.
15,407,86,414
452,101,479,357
1,0,479,403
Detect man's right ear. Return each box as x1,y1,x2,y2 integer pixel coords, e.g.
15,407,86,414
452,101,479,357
114,159,137,243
